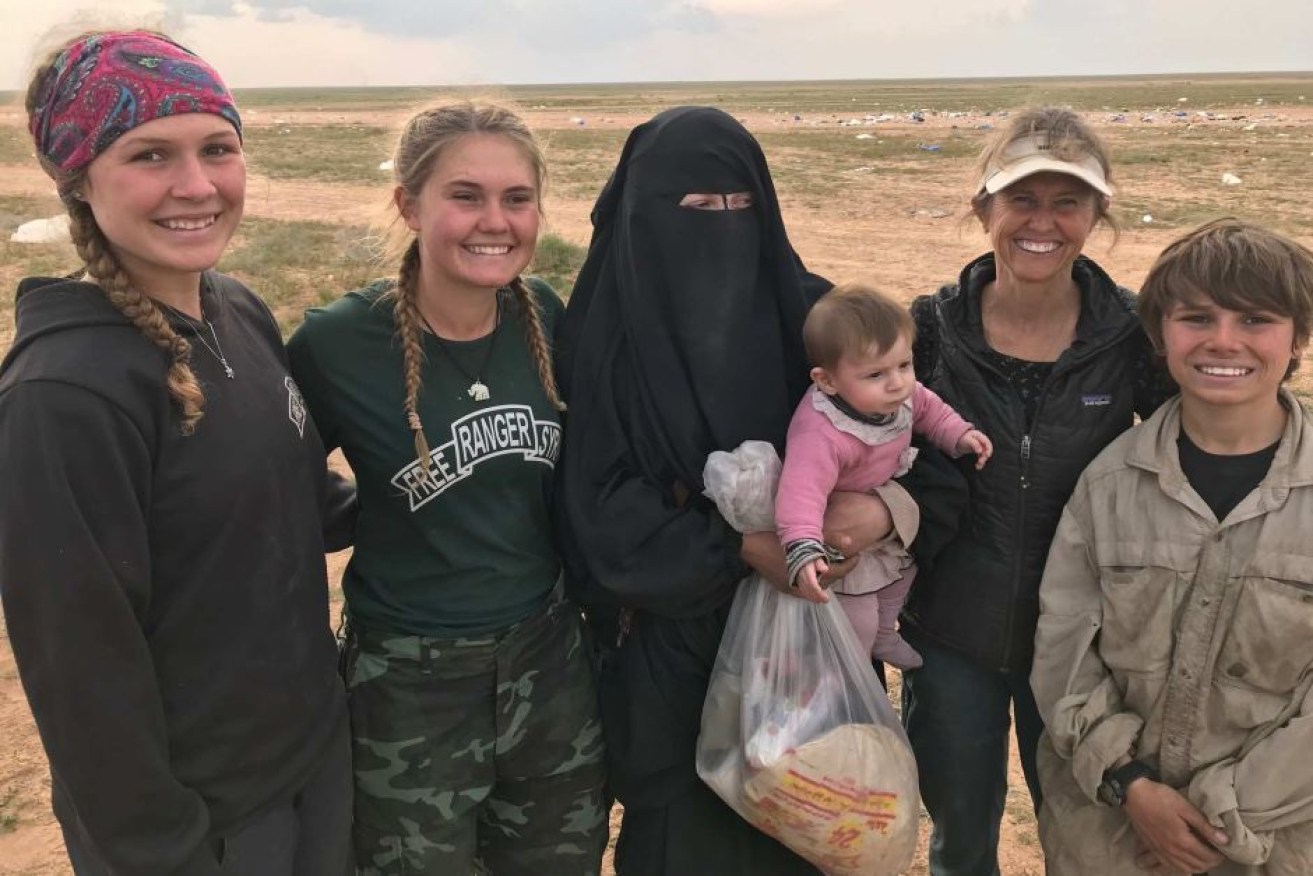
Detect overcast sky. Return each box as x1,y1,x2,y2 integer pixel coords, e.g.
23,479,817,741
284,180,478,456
2,0,1308,90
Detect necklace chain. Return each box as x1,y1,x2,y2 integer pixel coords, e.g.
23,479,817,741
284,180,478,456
418,294,500,401
160,298,234,379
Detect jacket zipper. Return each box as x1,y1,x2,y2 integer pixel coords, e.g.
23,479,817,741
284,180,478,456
933,293,1140,671
1019,434,1032,490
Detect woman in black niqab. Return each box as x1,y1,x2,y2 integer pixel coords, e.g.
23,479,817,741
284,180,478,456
556,106,829,875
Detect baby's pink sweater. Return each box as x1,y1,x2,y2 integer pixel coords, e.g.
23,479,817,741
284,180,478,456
775,384,973,546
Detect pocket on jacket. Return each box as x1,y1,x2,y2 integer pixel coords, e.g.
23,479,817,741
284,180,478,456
1097,565,1179,674
1217,573,1313,696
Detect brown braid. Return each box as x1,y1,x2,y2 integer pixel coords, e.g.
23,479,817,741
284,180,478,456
27,31,207,435
387,240,436,483
510,277,565,411
67,199,206,434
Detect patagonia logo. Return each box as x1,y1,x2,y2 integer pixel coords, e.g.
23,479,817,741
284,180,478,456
1081,393,1112,407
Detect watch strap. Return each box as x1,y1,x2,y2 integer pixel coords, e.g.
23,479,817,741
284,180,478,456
1099,759,1159,806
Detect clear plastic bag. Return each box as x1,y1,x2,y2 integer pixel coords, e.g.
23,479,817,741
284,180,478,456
702,439,782,533
697,442,920,876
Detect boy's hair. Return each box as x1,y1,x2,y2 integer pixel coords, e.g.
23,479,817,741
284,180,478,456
1140,218,1313,357
804,283,915,370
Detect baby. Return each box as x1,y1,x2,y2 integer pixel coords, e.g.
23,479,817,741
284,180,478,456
776,283,991,669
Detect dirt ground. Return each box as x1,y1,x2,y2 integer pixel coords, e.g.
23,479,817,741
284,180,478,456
1,88,1312,873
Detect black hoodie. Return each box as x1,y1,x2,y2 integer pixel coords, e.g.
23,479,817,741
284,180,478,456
0,273,346,874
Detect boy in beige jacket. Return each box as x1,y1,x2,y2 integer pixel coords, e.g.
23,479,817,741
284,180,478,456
1032,219,1313,875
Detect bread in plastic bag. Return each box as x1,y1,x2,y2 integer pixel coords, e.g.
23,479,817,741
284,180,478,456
696,441,920,876
697,579,919,875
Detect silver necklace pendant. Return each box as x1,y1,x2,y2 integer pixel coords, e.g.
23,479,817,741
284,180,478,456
467,380,490,401
204,320,234,379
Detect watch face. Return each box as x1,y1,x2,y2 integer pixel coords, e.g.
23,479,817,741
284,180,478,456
1099,761,1157,807
1097,778,1123,807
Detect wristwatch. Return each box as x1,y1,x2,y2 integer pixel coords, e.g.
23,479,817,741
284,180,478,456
1097,759,1159,807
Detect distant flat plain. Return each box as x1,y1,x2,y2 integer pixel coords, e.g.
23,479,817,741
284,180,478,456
1,72,1312,874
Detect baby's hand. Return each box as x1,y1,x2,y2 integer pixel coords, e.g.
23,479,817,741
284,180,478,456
957,429,993,470
792,558,831,604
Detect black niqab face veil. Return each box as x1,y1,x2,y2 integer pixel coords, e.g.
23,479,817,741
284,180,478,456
556,106,826,616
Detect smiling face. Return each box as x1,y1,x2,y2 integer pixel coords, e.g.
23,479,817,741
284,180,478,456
399,133,540,298
813,333,915,417
82,113,244,299
982,171,1100,289
1161,295,1306,418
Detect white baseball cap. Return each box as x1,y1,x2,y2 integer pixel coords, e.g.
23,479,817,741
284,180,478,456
979,132,1112,197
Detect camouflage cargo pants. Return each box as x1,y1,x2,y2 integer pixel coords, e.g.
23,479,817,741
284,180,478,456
343,600,608,875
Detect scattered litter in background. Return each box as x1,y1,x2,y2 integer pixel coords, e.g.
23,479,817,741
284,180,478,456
1142,214,1153,224
1221,172,1243,186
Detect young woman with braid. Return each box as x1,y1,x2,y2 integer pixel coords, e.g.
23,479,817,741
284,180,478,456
287,100,607,876
0,30,354,875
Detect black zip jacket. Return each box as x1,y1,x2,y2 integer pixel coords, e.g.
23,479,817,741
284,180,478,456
902,253,1174,673
0,274,348,875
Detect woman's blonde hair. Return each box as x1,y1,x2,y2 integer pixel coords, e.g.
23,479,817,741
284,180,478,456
383,100,564,480
970,106,1119,239
26,29,205,433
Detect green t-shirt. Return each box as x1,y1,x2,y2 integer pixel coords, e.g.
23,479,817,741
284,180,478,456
287,278,564,637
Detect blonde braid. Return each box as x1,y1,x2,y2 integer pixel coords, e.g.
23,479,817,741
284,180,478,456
388,240,436,483
510,277,565,412
67,201,206,434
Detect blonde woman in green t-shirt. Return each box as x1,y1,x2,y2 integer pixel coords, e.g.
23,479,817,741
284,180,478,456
288,101,606,876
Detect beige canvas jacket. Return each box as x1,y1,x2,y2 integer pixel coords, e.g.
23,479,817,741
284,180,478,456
1031,390,1313,875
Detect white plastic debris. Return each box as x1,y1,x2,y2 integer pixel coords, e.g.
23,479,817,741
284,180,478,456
378,160,394,172
10,215,70,244
1142,214,1153,224
855,133,875,140
1242,123,1257,131
1177,97,1188,103
1221,172,1243,186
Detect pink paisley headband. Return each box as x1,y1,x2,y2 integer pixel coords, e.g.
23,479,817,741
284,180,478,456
28,30,242,175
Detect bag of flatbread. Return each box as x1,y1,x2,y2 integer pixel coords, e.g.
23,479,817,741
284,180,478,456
696,443,920,876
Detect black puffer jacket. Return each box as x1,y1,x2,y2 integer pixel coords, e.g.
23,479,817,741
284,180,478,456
902,253,1173,673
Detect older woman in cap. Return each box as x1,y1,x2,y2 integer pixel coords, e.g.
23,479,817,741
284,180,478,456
0,29,352,875
896,106,1174,876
